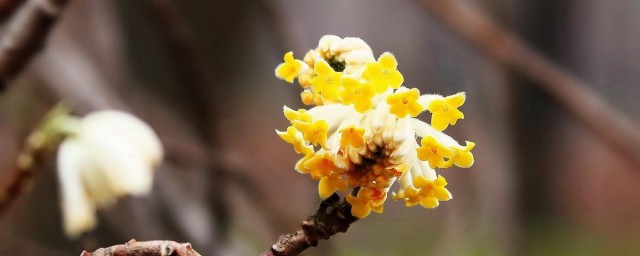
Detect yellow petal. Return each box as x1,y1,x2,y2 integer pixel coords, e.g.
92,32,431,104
351,203,372,218
434,175,448,186
448,109,464,125
314,60,333,76
371,77,388,93
408,102,424,117
363,62,381,79
370,204,384,213
283,51,295,62
431,113,449,131
354,99,372,113
434,187,452,201
455,151,474,168
428,98,445,113
419,197,439,209
388,70,404,89
445,92,466,108
379,52,398,69
318,177,337,199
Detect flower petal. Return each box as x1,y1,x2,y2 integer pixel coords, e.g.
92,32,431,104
57,140,98,238
379,52,398,69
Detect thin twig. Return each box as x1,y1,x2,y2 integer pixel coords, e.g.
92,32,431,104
0,146,49,214
260,194,358,256
418,0,640,164
80,239,202,256
0,0,70,93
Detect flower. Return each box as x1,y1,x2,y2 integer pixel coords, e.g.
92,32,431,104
340,77,375,113
310,60,343,101
416,136,453,169
387,87,424,118
362,52,404,92
276,126,314,155
275,51,306,83
56,110,163,238
274,35,475,218
427,92,466,131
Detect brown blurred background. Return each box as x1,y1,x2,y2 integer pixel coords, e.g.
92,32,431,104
1,0,640,255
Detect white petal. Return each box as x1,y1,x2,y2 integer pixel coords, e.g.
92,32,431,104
393,117,412,145
83,110,163,167
411,118,461,147
318,35,342,53
381,116,398,145
308,104,355,134
82,124,153,197
57,140,97,238
418,94,443,109
334,37,372,53
418,160,437,180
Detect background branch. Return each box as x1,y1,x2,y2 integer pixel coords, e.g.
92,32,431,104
0,0,25,22
0,0,70,93
418,0,640,165
0,136,50,215
260,193,358,256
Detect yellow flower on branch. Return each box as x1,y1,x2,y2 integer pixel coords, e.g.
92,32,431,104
275,35,476,219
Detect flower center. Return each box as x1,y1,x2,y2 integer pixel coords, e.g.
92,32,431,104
401,97,409,104
345,147,395,189
325,76,334,84
327,58,346,72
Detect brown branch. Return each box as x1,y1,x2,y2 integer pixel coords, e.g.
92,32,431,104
80,239,202,256
260,193,358,256
0,148,47,214
418,0,640,164
0,0,25,22
0,0,70,93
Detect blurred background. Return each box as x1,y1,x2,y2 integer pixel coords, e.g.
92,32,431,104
1,0,640,255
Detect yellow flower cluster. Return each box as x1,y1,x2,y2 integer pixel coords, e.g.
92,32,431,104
275,35,475,218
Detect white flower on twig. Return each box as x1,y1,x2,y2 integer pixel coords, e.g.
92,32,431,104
56,110,163,238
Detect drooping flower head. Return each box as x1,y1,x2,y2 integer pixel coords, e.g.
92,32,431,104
275,35,475,218
56,110,163,238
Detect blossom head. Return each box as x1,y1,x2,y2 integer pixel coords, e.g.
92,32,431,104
275,35,475,218
56,110,163,238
